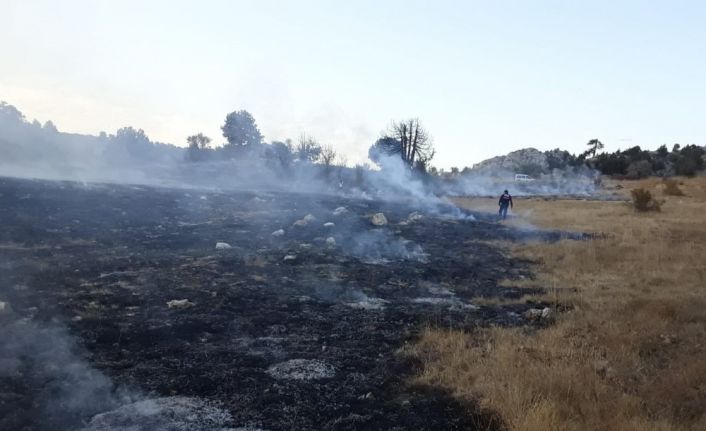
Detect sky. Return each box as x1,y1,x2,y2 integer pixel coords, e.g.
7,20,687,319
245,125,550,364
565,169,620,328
1,0,705,168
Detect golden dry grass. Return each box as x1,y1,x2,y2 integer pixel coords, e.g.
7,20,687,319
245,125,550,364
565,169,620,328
410,177,706,430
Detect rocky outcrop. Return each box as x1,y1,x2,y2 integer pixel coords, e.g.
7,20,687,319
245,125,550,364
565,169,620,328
472,148,548,174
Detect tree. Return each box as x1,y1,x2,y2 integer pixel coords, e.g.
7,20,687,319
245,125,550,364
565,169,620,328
187,133,211,150
295,134,322,163
369,118,434,169
185,133,212,162
264,140,294,167
318,144,337,177
675,144,705,176
221,110,263,152
43,120,58,133
586,139,604,158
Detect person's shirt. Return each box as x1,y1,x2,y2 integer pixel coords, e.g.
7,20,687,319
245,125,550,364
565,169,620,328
499,193,512,205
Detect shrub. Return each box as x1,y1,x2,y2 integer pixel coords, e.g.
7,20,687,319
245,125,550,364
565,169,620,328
663,178,685,196
631,188,661,212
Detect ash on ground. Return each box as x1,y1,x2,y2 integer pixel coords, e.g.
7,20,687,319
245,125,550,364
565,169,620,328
0,177,570,430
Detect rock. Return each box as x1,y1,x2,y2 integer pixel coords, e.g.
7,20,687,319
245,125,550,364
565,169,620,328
293,214,316,227
333,206,348,216
166,299,194,309
271,229,285,237
471,147,550,174
371,213,388,226
215,242,232,250
266,359,336,380
523,308,543,321
325,237,336,247
523,307,553,321
407,212,424,222
323,222,335,228
283,254,297,262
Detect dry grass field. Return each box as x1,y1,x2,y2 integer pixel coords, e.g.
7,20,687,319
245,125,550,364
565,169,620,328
409,177,706,430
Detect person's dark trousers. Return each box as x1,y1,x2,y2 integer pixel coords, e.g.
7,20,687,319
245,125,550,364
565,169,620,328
499,204,509,220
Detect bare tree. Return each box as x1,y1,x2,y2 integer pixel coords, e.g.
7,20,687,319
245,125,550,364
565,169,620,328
319,144,337,178
369,118,435,169
319,145,336,166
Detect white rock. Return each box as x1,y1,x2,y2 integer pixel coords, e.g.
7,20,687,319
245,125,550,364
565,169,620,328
325,237,336,247
283,254,297,262
407,211,424,222
323,222,335,228
333,206,348,216
371,213,388,226
271,229,285,237
293,219,308,227
167,299,194,309
523,307,553,321
303,214,316,222
215,242,232,249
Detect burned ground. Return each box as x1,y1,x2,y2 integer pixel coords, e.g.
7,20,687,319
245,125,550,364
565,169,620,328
0,177,573,431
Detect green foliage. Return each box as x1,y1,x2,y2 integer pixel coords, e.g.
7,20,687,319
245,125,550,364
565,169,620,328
221,110,263,151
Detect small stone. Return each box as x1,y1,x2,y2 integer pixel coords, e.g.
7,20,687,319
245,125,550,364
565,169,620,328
371,213,388,226
215,242,232,250
283,254,297,262
271,229,285,237
325,237,336,247
333,207,348,216
293,219,308,227
166,299,194,309
407,211,424,222
523,308,543,321
541,307,552,319
303,214,316,222
323,222,335,228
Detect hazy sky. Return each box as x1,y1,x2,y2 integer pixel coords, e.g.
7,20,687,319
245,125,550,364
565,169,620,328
2,0,705,168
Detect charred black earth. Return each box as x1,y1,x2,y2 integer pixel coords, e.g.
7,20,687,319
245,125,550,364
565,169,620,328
0,177,571,431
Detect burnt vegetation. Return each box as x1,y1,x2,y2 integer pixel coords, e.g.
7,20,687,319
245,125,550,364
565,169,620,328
0,176,580,430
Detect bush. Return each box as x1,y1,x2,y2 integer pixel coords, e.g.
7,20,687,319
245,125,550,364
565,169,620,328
631,188,661,212
662,179,685,196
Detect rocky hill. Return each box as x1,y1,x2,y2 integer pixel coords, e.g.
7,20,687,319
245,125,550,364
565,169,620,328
470,148,578,176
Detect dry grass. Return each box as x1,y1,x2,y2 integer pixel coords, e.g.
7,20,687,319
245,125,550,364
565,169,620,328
411,177,706,430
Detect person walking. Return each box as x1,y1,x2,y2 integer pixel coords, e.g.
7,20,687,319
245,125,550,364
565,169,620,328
498,189,513,220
